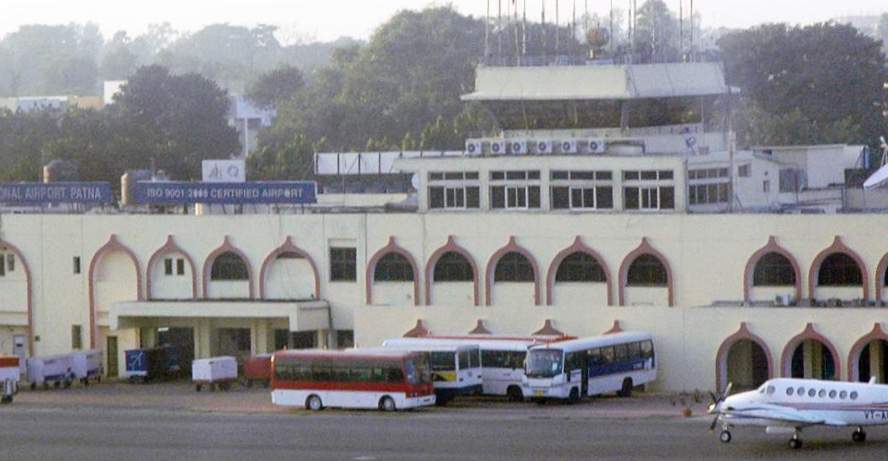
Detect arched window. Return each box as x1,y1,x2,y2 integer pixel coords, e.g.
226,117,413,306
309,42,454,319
210,252,249,281
626,254,667,287
433,252,473,282
818,253,862,286
494,252,534,282
555,252,606,283
374,253,414,282
753,252,795,286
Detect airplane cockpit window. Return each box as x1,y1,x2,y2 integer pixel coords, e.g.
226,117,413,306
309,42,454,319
850,391,859,400
786,387,794,396
818,389,826,398
829,390,837,399
840,390,848,399
807,389,816,397
767,385,775,395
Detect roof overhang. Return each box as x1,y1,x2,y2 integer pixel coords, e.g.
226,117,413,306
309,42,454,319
462,62,728,102
110,300,330,332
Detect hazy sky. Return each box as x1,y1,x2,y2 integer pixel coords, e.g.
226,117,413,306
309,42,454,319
2,0,886,43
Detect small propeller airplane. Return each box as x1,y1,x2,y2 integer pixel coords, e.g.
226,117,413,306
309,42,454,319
708,378,888,450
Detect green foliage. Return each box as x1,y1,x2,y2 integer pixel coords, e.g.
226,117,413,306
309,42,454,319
733,101,864,146
246,65,305,108
247,135,315,180
718,22,886,146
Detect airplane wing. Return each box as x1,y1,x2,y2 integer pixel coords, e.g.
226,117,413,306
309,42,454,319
724,403,847,427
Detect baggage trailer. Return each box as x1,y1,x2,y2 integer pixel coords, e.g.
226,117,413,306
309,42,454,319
243,354,272,388
71,350,104,386
125,346,181,383
192,356,238,392
26,354,75,390
1,356,20,404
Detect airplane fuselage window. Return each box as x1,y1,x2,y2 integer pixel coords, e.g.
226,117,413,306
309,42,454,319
829,390,837,399
840,390,848,399
797,387,805,395
850,391,859,400
807,389,816,397
786,387,794,396
818,389,826,398
766,385,775,395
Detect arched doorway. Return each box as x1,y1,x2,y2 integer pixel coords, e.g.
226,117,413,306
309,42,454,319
716,323,773,392
857,340,888,383
781,323,840,380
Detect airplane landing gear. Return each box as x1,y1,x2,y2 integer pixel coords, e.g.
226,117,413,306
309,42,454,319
719,430,732,444
852,427,867,443
788,433,803,450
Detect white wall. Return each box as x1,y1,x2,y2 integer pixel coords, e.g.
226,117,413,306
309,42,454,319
264,257,316,300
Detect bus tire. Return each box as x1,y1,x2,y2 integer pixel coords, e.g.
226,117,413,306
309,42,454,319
379,396,397,412
568,387,580,404
306,394,323,411
507,386,524,402
618,378,633,398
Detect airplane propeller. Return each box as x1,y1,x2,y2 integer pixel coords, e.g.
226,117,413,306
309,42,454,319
708,382,733,431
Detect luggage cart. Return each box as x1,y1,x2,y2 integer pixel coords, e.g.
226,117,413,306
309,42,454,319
125,346,180,383
71,350,104,386
1,356,20,404
26,354,75,390
243,354,272,388
192,356,238,392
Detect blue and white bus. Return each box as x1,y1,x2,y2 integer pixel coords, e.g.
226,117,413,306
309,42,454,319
523,332,656,402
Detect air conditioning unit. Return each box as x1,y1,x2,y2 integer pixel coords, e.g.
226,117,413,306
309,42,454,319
535,140,553,155
559,139,578,154
489,140,506,155
774,294,793,307
465,139,482,156
587,138,607,154
509,140,527,155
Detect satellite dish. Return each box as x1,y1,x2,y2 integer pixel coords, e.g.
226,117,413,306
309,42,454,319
864,164,888,189
410,174,420,191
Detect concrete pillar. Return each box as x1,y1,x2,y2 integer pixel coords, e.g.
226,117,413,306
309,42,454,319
195,320,212,359
140,327,157,349
870,340,884,384
316,330,328,349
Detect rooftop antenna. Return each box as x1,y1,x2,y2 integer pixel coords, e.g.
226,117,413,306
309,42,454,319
689,0,694,61
609,0,614,56
555,0,560,56
522,0,528,57
541,0,547,57
498,0,503,57
572,0,577,52
514,0,521,65
679,0,683,59
485,0,491,60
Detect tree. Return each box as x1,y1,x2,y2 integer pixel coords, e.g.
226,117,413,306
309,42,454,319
247,135,315,180
733,101,864,146
633,0,680,63
246,65,305,108
719,22,886,146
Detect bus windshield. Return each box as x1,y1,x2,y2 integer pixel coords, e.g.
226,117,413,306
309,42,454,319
430,351,456,371
526,349,563,378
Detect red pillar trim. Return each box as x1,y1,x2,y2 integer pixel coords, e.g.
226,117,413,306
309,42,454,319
545,236,612,306
366,236,421,306
807,236,869,303
532,319,564,337
201,236,255,300
0,239,34,355
779,322,841,379
617,238,674,307
88,234,143,349
424,236,480,306
403,319,430,338
847,323,888,382
146,235,197,300
715,322,774,392
875,254,888,302
742,236,802,304
484,236,541,306
603,320,623,335
468,319,493,335
259,236,321,300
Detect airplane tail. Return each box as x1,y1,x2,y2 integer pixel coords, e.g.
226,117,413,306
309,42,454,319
869,377,877,385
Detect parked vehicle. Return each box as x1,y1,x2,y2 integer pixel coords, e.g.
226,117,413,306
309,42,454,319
243,353,272,388
1,356,19,404
192,356,238,392
27,354,75,389
71,350,103,386
524,332,657,403
271,349,436,411
125,346,180,383
381,339,483,405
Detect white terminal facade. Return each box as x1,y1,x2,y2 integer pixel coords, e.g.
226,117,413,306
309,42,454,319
1,62,887,393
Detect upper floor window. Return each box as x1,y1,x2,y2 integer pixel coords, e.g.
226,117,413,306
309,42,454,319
490,170,542,210
210,253,249,281
689,183,730,205
164,257,186,276
738,164,751,177
433,252,474,282
374,253,414,282
623,170,673,181
428,171,480,210
555,253,606,283
688,168,728,180
626,255,667,287
753,253,796,286
623,170,675,211
0,253,10,276
494,252,535,282
817,253,862,286
330,248,357,282
551,170,614,210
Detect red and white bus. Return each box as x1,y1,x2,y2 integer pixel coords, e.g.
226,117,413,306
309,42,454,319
271,349,436,411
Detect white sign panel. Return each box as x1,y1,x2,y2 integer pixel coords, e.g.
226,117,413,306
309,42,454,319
202,160,246,183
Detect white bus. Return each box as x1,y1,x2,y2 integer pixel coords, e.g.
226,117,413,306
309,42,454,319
381,339,482,405
523,332,656,403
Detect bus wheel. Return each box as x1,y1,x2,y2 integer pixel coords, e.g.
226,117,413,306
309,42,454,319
618,378,633,398
379,396,397,412
306,395,323,411
568,388,580,404
507,386,524,402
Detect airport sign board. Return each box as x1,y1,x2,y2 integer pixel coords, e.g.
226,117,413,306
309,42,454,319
133,181,317,205
0,182,114,205
202,159,246,183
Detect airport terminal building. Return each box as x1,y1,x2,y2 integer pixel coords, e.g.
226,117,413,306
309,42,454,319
2,61,887,392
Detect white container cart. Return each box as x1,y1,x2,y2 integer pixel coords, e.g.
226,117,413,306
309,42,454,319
192,356,238,392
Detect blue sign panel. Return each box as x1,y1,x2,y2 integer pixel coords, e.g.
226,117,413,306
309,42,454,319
0,182,114,205
133,181,317,205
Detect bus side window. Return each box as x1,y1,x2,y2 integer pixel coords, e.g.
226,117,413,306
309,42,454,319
640,341,654,359
371,367,386,382
385,365,404,384
511,351,526,369
614,344,628,362
588,348,602,366
565,352,583,372
628,342,642,361
470,350,481,369
481,350,496,367
601,347,615,364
